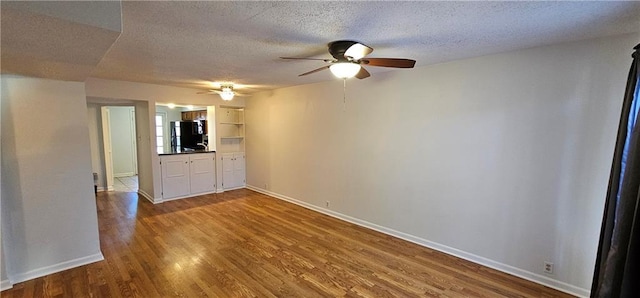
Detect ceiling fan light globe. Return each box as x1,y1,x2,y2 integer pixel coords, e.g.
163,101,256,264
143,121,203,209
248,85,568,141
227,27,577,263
329,62,361,79
220,91,234,101
219,86,235,101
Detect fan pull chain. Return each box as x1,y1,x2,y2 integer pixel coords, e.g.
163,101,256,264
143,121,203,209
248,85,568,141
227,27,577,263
343,78,347,111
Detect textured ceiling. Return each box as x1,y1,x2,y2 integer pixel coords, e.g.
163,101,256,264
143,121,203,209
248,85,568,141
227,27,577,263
1,1,122,81
3,1,640,93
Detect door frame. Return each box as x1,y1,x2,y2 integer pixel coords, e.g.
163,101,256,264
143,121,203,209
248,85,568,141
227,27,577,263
130,109,138,175
100,107,114,191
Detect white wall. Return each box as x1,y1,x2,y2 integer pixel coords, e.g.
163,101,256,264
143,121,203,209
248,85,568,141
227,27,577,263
245,33,640,296
0,97,9,291
155,105,182,123
134,101,157,202
0,248,8,290
108,106,136,177
156,106,182,123
86,103,106,189
1,75,103,283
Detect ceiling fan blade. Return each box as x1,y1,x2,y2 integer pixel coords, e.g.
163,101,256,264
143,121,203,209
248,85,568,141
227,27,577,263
197,90,249,96
361,58,416,68
281,57,334,62
197,90,216,94
355,67,370,79
229,90,248,96
344,42,373,61
299,65,330,77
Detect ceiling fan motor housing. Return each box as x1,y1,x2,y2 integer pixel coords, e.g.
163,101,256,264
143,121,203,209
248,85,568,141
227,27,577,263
328,40,359,61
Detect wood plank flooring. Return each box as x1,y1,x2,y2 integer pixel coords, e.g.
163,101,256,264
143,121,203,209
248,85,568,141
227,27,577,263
2,189,573,297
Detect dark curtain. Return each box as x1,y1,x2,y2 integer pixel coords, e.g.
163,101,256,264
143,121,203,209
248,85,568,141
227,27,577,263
592,43,640,297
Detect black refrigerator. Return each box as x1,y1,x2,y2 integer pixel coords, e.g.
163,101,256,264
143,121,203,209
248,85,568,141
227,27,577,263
170,120,206,150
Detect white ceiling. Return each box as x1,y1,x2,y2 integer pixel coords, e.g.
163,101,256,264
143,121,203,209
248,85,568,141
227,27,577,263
3,1,640,93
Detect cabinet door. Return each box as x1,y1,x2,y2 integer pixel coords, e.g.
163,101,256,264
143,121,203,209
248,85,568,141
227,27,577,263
222,152,245,190
181,111,193,121
161,155,190,199
189,153,215,194
233,153,246,187
222,153,237,189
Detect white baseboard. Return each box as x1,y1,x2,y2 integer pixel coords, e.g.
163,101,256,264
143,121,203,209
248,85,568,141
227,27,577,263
9,252,104,285
155,190,218,204
137,189,157,204
221,185,245,192
98,186,113,192
246,185,589,298
1,279,12,291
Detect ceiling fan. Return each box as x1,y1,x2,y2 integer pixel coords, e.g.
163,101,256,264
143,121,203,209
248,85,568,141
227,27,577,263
281,40,416,79
197,83,247,101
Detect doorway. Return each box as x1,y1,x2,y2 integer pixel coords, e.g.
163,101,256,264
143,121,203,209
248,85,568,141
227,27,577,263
102,106,139,192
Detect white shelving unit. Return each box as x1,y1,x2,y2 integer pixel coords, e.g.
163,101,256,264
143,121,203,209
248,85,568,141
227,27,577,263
217,106,245,192
220,136,244,139
217,107,245,149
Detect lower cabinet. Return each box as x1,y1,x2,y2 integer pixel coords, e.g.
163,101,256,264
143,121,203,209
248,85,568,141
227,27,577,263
222,152,245,190
189,153,216,194
160,155,190,199
160,152,216,200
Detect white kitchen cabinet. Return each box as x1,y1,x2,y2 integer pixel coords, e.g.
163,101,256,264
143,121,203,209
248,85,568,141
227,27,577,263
160,154,190,199
160,152,216,200
222,152,245,190
189,153,216,195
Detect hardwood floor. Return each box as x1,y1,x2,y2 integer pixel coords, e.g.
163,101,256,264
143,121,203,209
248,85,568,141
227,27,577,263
3,189,573,297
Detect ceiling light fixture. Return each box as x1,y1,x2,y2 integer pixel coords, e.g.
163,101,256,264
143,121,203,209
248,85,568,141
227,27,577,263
220,86,235,101
329,62,361,79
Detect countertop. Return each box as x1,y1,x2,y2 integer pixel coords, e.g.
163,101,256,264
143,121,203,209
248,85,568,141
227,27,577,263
159,148,215,156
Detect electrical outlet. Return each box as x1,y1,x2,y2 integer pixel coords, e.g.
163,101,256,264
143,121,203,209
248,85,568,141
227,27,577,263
264,183,268,189
326,201,330,208
544,262,554,274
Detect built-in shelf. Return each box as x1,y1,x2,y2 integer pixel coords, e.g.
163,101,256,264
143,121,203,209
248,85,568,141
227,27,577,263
220,136,244,139
218,106,245,153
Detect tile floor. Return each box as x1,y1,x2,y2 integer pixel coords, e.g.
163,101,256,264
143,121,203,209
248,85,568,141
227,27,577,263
113,175,138,192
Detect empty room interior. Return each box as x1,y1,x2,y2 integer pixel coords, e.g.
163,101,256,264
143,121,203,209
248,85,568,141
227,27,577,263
2,1,640,297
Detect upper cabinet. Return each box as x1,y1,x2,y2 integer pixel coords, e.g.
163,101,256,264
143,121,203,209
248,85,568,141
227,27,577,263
182,110,207,121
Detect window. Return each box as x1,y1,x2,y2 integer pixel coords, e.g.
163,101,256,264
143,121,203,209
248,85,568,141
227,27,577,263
155,113,166,154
